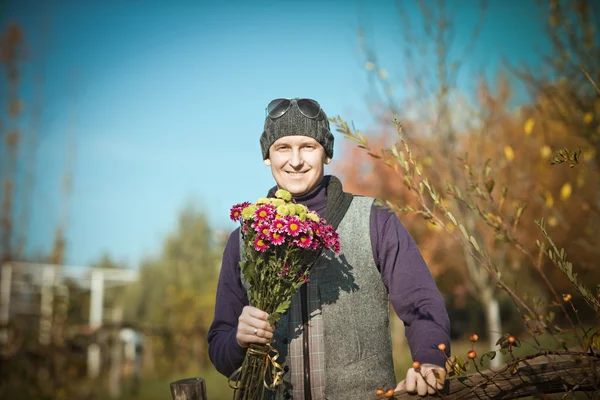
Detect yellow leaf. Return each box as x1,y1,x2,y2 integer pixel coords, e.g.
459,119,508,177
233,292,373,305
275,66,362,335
504,145,515,162
560,182,572,201
583,112,593,125
524,118,535,135
548,216,558,227
365,61,375,71
545,191,554,207
427,222,443,232
583,149,596,162
540,145,552,159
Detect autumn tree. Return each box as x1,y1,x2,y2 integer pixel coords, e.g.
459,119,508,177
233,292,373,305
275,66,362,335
122,205,224,376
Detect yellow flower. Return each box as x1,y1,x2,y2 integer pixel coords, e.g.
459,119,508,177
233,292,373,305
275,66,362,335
378,69,388,79
271,198,285,207
306,212,320,222
276,205,290,216
540,145,552,159
256,197,270,204
560,182,572,201
583,112,593,125
504,146,515,162
365,61,375,71
524,118,535,135
241,205,257,220
548,216,558,227
275,189,292,201
294,204,307,214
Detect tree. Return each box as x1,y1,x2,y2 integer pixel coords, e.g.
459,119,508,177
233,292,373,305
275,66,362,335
122,205,224,375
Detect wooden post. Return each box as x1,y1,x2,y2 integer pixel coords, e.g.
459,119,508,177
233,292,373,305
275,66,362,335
170,378,207,400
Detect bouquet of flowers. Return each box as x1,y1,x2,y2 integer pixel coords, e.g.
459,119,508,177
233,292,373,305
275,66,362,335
228,189,340,400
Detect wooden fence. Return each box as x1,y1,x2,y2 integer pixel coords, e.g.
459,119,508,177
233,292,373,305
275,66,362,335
170,355,600,399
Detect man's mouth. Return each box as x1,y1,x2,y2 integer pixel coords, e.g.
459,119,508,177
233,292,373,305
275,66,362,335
286,171,307,176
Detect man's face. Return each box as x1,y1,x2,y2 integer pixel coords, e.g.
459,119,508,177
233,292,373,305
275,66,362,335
265,135,331,197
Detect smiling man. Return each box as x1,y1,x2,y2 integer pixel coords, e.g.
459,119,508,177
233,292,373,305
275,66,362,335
207,98,451,400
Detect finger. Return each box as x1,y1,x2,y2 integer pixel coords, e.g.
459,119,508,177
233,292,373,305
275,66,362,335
404,369,417,393
243,307,275,332
416,373,428,397
425,369,438,395
395,379,406,391
433,368,446,390
236,328,271,346
252,326,274,340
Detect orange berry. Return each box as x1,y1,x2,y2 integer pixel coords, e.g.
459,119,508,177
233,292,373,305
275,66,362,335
563,293,572,302
375,388,385,395
467,350,477,359
385,388,395,397
469,334,479,342
508,336,516,344
412,361,421,369
438,343,446,351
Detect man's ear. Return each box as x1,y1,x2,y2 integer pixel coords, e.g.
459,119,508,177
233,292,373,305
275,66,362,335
264,158,272,166
324,157,331,165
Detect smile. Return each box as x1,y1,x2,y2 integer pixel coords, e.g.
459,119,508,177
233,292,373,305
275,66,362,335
286,171,307,176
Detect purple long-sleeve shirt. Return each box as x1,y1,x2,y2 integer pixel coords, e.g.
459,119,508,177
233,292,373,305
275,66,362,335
207,183,451,377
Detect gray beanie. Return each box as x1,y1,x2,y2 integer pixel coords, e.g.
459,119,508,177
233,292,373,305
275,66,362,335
260,101,334,160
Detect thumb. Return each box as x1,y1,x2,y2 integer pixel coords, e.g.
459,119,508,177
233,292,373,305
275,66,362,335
395,379,406,391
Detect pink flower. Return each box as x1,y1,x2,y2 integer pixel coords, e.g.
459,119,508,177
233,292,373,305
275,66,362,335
230,202,250,221
294,233,312,249
270,218,286,233
255,223,272,239
254,237,269,252
269,231,285,246
255,204,275,222
284,216,302,237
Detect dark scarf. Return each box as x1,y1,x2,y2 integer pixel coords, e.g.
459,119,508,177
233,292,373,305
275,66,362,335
266,175,353,230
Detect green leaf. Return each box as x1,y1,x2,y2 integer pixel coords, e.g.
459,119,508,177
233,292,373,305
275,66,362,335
275,299,291,315
480,351,496,367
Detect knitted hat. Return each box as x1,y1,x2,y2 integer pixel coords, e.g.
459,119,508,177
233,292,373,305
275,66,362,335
260,100,334,160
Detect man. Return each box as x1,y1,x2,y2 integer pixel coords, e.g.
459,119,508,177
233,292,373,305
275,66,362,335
208,98,451,399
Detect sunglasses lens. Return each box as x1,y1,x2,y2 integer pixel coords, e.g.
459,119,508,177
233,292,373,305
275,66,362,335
267,99,290,118
296,99,321,118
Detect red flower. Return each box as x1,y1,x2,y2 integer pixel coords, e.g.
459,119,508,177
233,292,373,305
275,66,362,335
294,233,312,249
284,216,302,237
255,205,275,222
230,202,250,221
271,218,286,233
269,231,285,246
254,237,269,252
255,223,272,238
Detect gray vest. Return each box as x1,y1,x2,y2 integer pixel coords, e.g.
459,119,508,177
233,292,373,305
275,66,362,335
241,196,395,399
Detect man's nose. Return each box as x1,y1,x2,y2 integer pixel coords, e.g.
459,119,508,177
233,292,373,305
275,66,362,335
289,149,303,167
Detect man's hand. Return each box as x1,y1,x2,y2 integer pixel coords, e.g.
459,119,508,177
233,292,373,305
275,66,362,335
236,306,275,348
395,363,446,396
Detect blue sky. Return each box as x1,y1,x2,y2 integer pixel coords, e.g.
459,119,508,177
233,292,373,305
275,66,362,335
2,0,553,268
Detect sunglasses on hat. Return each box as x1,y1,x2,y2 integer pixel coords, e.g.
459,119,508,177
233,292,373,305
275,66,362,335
266,98,322,119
